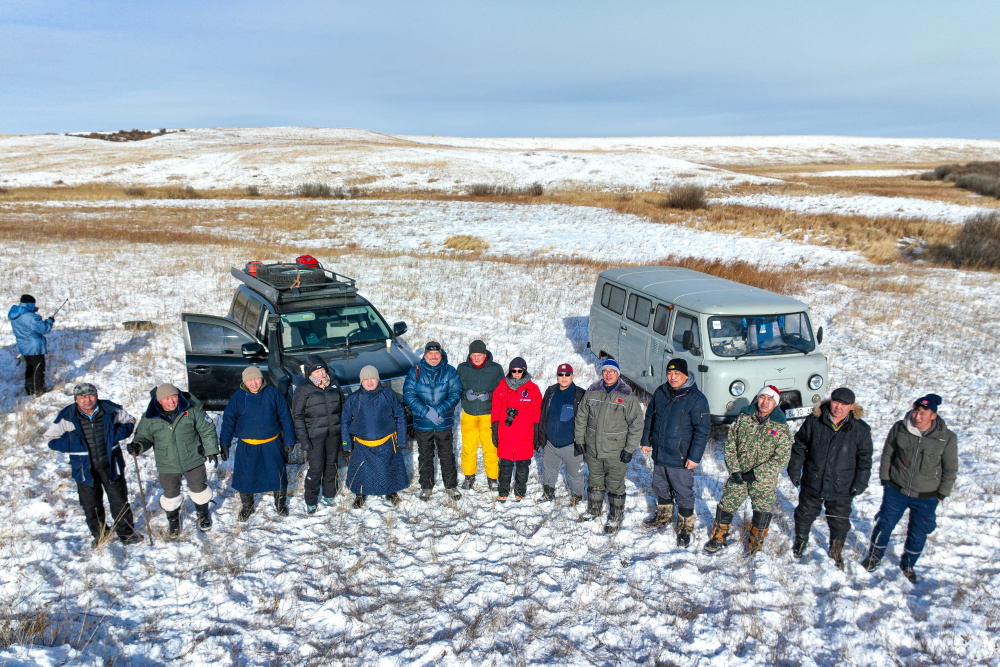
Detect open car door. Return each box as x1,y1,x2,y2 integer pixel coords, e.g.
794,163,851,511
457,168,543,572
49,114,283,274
181,313,267,409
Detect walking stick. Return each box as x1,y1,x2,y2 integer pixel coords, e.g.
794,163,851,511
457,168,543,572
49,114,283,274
130,450,155,546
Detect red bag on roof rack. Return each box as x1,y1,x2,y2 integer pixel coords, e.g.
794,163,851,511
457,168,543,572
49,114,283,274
295,255,321,269
244,260,263,276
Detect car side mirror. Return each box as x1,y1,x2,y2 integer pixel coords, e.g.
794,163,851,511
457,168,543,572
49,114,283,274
242,342,266,359
816,326,824,345
682,330,696,352
393,321,408,337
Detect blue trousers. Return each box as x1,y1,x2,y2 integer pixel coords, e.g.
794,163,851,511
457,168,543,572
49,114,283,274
867,485,939,568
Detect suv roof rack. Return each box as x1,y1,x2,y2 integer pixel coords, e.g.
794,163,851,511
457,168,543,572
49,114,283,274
230,266,359,304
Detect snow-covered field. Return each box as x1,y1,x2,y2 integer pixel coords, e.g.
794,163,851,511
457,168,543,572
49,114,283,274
1,130,999,666
708,193,990,224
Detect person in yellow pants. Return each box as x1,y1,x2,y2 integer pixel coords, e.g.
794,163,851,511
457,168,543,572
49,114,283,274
456,340,505,491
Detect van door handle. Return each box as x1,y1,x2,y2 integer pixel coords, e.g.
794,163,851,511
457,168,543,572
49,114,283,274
620,325,627,333
192,366,211,375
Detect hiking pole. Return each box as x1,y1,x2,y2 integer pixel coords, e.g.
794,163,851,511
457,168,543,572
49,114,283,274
49,298,69,320
130,450,155,547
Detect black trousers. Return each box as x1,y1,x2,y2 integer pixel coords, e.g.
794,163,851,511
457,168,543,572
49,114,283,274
415,429,458,490
77,465,136,540
304,437,341,504
794,489,852,541
24,354,45,395
498,458,530,498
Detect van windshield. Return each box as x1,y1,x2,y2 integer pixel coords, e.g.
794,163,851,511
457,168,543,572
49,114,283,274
708,313,815,357
280,305,391,351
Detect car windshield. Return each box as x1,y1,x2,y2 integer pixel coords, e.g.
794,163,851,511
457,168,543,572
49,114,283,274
708,313,815,357
280,305,391,351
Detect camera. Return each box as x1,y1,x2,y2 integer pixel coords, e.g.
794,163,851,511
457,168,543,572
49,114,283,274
504,407,518,427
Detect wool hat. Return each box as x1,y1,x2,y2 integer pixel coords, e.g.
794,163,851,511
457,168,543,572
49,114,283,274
665,358,689,376
831,387,856,405
468,339,488,355
557,363,574,374
359,365,380,382
304,354,327,377
757,385,781,403
19,294,36,304
155,383,179,401
73,382,98,397
509,357,527,372
913,393,942,412
601,359,620,373
242,366,264,383
424,341,442,353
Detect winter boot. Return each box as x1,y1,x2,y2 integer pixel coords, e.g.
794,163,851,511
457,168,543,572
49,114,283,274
419,488,433,501
642,500,674,528
238,493,256,522
305,502,318,515
747,511,773,555
462,475,476,490
120,532,144,546
446,488,462,501
353,494,366,509
386,492,401,506
487,478,498,492
862,552,881,572
195,502,212,532
603,493,627,534
829,537,846,569
571,494,584,506
580,487,605,522
704,507,734,554
539,485,556,502
792,527,810,559
900,563,918,583
676,507,696,548
274,490,289,517
322,496,336,507
166,508,182,539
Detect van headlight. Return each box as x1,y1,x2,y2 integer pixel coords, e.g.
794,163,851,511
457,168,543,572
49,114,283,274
808,374,824,390
729,380,746,397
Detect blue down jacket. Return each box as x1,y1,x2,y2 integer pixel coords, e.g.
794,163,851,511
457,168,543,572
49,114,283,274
640,377,711,468
8,302,54,356
402,350,462,432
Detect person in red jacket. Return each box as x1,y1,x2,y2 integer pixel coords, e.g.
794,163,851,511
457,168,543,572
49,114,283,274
491,357,542,502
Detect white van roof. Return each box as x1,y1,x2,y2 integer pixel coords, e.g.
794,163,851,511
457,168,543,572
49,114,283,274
599,266,809,316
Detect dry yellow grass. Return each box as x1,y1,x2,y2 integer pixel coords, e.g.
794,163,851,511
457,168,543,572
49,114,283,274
443,234,489,252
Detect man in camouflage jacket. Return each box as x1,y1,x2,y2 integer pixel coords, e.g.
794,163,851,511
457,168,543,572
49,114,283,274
705,385,793,554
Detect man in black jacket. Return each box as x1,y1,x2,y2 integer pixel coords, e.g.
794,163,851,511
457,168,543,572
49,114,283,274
787,387,872,568
534,363,586,503
292,355,345,513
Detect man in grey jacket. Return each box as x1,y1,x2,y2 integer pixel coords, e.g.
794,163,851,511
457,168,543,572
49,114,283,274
862,393,958,582
574,359,644,534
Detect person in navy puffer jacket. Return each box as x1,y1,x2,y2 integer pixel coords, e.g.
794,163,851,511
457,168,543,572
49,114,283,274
8,294,55,396
403,341,463,501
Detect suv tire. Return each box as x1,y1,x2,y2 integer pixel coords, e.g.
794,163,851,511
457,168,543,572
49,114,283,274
257,264,327,289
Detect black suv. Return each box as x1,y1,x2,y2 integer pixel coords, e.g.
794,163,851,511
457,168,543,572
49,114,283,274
181,263,420,412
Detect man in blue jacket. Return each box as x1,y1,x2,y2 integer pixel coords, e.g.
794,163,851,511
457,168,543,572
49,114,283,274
44,382,143,547
639,358,711,547
8,294,55,396
403,341,463,501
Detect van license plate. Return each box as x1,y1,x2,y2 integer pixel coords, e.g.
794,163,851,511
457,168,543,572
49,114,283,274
785,406,812,419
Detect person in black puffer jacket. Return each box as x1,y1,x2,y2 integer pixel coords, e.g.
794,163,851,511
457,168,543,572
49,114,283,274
292,355,345,513
787,387,872,567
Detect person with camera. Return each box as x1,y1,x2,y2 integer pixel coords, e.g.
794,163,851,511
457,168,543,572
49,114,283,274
534,363,586,503
490,357,542,502
574,359,644,534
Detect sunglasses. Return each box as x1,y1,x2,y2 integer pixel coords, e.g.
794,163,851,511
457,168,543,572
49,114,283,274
557,372,572,377
511,369,525,374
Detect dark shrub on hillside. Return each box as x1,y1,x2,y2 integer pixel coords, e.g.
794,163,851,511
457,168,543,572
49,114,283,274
76,128,172,142
296,182,332,197
244,185,261,197
664,184,707,210
954,174,1000,198
940,211,1000,269
467,183,543,196
123,186,147,197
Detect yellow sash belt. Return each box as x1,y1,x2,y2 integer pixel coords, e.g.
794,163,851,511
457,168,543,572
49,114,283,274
354,433,396,448
241,435,279,445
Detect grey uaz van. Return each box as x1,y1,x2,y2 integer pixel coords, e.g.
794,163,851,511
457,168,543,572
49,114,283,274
588,266,828,423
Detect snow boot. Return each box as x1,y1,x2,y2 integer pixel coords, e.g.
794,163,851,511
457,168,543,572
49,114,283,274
571,494,584,506
539,485,556,502
828,537,846,568
487,478,498,492
321,496,336,507
120,532,144,546
704,507,734,554
446,488,462,501
166,508,181,539
305,502,318,515
580,487,605,522
195,502,212,532
419,488,433,501
386,492,401,507
353,494,366,509
643,500,674,528
747,510,772,555
792,526,810,559
238,493,256,522
274,490,289,517
900,563,918,583
676,506,696,548
603,493,627,534
462,475,476,490
862,553,881,572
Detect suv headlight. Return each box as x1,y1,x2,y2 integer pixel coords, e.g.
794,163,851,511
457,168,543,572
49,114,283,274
729,380,746,397
808,374,824,390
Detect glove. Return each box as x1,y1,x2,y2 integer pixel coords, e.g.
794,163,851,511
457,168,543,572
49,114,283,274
209,454,219,467
344,450,351,465
533,439,543,452
881,479,888,486
300,439,313,451
127,441,143,456
742,469,756,484
47,316,55,324
619,450,633,464
789,476,801,488
727,471,744,485
465,389,477,401
491,421,499,447
849,486,861,496
220,446,230,462
936,493,946,502
573,442,585,457
425,407,444,426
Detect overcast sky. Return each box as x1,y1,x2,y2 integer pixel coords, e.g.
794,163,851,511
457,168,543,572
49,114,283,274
2,1,998,138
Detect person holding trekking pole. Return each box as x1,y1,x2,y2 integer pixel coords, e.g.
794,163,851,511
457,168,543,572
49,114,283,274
8,294,56,396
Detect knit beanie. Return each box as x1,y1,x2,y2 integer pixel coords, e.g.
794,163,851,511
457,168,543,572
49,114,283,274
359,365,380,382
20,294,36,304
757,385,780,403
155,383,179,401
468,339,488,355
242,366,264,383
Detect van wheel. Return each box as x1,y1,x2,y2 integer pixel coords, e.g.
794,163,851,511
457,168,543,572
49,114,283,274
710,424,730,444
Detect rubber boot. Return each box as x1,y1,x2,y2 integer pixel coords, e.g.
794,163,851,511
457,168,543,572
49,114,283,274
642,500,674,528
603,493,627,534
747,510,773,555
829,537,846,569
238,493,256,522
792,525,810,558
676,506,696,547
166,508,181,539
704,507,734,553
195,502,212,532
274,490,289,517
580,487,605,522
539,485,556,502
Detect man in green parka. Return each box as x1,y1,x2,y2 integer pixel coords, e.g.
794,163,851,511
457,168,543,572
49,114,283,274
128,383,220,537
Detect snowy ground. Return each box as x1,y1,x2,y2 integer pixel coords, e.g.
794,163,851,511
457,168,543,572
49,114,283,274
708,193,990,224
1,221,999,665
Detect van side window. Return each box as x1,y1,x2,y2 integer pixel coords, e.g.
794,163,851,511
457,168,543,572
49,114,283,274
673,312,700,350
626,293,652,326
244,298,263,332
652,304,671,335
231,292,248,324
600,283,626,315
